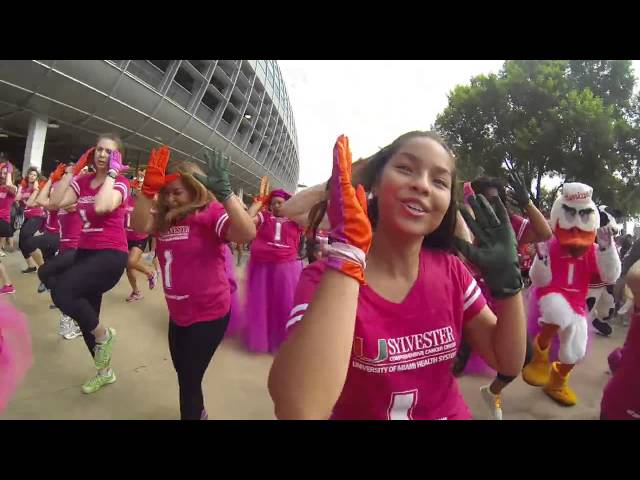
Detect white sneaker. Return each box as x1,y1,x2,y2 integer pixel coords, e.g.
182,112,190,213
480,385,503,420
618,298,633,316
0,250,6,257
58,315,72,336
64,321,83,340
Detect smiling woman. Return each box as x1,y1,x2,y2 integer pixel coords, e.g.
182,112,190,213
268,132,528,420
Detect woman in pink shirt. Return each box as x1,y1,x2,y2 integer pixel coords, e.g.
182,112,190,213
131,146,255,420
243,188,305,353
17,167,46,273
600,258,640,420
34,162,84,339
0,162,17,295
123,188,157,302
269,132,527,420
49,133,130,395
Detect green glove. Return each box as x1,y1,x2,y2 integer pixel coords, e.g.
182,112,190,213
195,149,233,202
506,171,531,211
453,194,523,299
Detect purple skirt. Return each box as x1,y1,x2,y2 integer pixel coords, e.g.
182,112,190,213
0,299,32,412
223,246,244,338
242,257,303,354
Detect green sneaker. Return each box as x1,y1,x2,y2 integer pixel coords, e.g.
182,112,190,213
93,327,116,370
81,369,117,394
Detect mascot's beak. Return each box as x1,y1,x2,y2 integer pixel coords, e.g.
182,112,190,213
556,227,596,249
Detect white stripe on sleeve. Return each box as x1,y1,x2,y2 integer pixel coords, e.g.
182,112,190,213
70,180,80,196
463,278,478,301
215,213,229,238
289,303,308,317
463,287,482,311
517,219,529,242
286,314,305,330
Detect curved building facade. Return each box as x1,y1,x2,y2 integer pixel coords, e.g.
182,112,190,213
0,60,299,195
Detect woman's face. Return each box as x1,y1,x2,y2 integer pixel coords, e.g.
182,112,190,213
28,170,38,183
270,196,286,217
94,138,119,172
163,178,194,210
0,168,6,181
374,137,453,239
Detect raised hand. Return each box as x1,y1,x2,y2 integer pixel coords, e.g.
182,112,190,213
325,135,371,284
506,171,531,211
194,149,233,202
254,176,271,205
141,146,177,198
49,163,66,183
73,147,95,176
453,194,522,298
596,226,613,251
108,150,128,175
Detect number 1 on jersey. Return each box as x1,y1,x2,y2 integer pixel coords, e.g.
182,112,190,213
163,249,173,289
274,221,282,243
79,208,91,229
388,389,418,420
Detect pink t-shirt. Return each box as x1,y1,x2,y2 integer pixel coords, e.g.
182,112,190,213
601,310,640,420
57,208,82,251
0,185,16,222
155,201,231,326
125,195,148,242
44,209,60,234
70,173,129,253
286,248,487,420
250,211,303,263
536,238,599,316
20,186,45,219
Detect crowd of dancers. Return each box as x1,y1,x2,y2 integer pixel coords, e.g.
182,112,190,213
0,130,638,420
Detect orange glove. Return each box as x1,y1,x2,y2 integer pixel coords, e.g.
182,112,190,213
253,176,270,205
49,163,66,183
73,147,95,176
20,179,27,189
325,135,371,284
141,146,180,198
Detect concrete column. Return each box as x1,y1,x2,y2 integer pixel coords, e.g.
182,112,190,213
23,114,48,176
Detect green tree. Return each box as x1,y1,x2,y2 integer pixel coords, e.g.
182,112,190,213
435,60,640,216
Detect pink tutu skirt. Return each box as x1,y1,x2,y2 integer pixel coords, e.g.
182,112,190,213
0,299,32,412
242,257,303,353
223,246,244,338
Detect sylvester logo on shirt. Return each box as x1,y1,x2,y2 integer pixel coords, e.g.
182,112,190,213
159,225,190,242
352,326,458,374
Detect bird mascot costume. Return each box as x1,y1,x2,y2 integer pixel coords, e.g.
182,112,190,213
522,183,621,406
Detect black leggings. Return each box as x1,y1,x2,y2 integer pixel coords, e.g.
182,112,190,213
38,248,76,291
168,313,230,420
18,216,45,259
31,231,60,262
0,219,13,239
51,249,127,358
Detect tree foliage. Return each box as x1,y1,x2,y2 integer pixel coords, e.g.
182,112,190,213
435,60,640,216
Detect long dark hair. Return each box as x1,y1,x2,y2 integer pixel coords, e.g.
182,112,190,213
358,131,458,251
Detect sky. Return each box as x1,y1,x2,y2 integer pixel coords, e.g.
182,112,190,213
279,60,640,188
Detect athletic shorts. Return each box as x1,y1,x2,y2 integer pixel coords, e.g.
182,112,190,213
127,237,149,252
